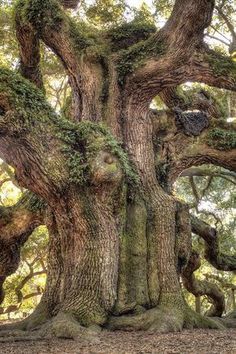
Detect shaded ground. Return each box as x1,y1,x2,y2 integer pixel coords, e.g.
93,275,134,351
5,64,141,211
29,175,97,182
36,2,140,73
0,328,236,353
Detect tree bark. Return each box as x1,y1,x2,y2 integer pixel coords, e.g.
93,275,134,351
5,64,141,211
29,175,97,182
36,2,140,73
0,0,236,338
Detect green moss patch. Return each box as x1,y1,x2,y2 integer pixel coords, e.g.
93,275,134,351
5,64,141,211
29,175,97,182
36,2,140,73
205,50,236,77
116,37,165,85
207,128,236,150
56,120,138,185
0,67,56,128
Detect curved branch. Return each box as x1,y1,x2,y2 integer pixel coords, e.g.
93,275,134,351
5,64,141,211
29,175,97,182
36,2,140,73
0,191,45,304
124,0,214,95
180,167,236,181
14,0,82,102
182,251,225,317
191,216,236,271
169,119,236,182
189,47,236,92
15,16,43,89
0,68,69,198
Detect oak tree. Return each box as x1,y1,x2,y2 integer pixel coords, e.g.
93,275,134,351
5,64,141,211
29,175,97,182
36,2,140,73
0,0,236,339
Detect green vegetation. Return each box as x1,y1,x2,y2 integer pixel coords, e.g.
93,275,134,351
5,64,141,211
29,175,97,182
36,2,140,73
15,0,64,31
206,50,236,77
0,68,138,186
0,67,55,127
56,120,138,185
107,20,156,51
207,128,236,150
116,37,165,84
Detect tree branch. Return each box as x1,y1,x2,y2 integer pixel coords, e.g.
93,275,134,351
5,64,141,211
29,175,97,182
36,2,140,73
180,167,236,180
189,47,236,92
191,216,236,271
14,0,83,101
182,251,225,317
15,16,43,89
123,0,214,97
15,269,46,303
0,192,45,304
0,68,70,198
168,119,236,182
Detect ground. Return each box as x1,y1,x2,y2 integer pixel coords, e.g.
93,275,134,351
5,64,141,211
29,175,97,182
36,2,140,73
0,328,236,353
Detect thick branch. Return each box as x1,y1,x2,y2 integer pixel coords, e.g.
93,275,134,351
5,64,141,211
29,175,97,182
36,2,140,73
124,0,214,96
169,119,236,182
180,167,236,181
15,0,82,102
15,16,43,89
191,216,236,271
0,68,69,198
189,47,236,92
0,192,45,304
182,251,225,317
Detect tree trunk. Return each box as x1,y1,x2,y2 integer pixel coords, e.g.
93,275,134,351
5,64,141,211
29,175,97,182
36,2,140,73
1,0,236,338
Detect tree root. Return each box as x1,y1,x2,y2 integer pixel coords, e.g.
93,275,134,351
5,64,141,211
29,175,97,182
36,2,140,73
107,307,184,333
0,312,101,343
107,305,230,333
183,308,225,330
41,312,101,342
2,307,236,342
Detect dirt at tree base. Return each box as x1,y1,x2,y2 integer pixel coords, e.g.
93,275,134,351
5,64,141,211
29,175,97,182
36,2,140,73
0,329,236,354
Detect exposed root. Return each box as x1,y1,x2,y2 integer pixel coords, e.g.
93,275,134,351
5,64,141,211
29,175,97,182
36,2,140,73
107,303,232,333
41,312,101,342
107,306,184,333
0,329,43,343
183,308,225,330
0,301,49,332
0,312,101,343
213,311,236,328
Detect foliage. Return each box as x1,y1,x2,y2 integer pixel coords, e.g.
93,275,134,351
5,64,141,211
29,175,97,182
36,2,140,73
207,128,236,150
116,37,165,85
0,67,55,124
206,50,236,76
15,0,65,31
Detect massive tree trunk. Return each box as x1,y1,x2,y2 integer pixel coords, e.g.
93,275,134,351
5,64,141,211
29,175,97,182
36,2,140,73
0,0,236,339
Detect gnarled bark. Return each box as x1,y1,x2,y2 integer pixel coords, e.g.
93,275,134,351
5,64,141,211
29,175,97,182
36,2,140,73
191,216,236,271
0,191,45,304
182,251,225,317
0,0,236,339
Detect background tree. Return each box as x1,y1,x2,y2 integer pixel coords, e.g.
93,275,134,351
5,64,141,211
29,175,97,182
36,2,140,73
0,0,236,341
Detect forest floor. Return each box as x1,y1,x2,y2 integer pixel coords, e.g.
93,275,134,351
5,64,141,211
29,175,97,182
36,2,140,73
0,328,236,354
